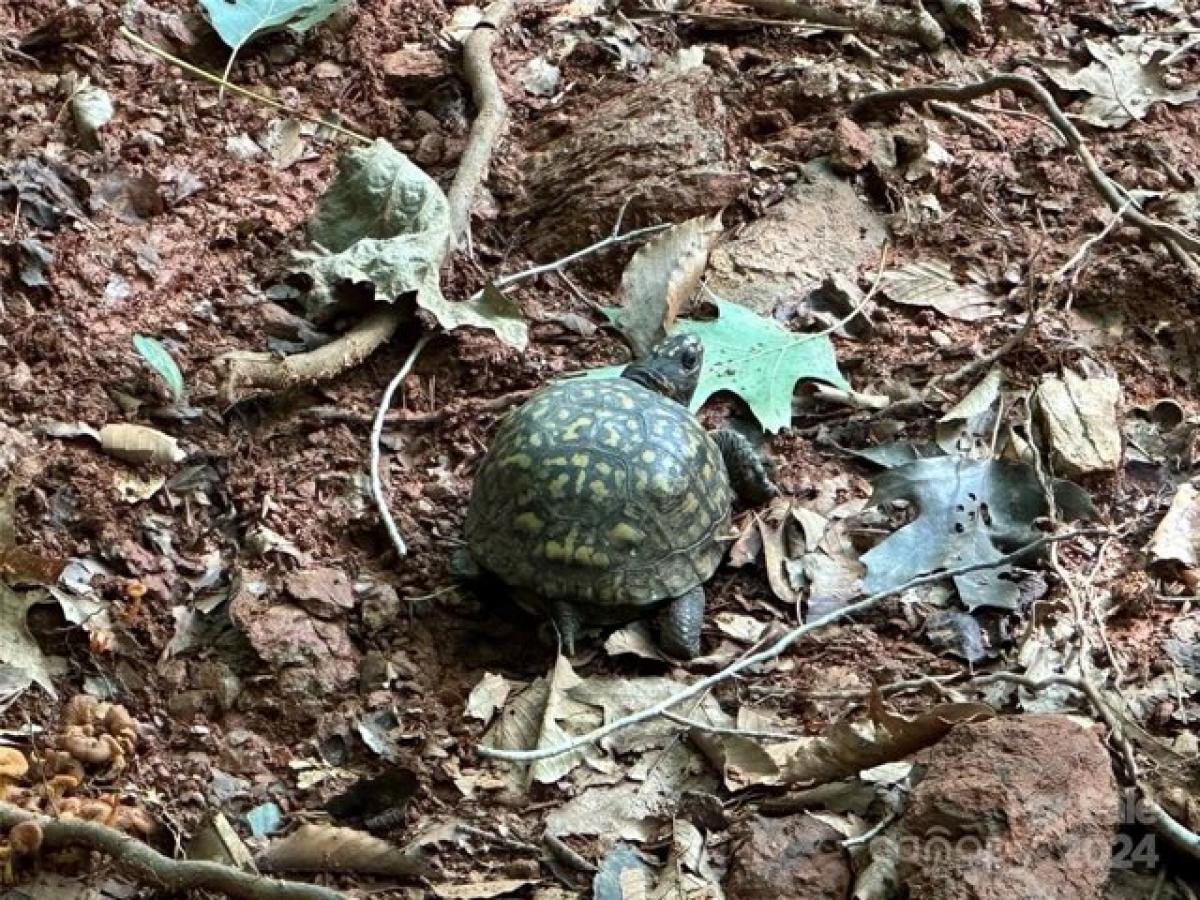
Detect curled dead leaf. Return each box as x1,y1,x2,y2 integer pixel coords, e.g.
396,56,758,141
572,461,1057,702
258,822,430,877
618,214,723,356
98,424,185,465
779,691,994,785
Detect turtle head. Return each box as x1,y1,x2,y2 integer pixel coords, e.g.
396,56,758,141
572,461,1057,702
621,334,703,405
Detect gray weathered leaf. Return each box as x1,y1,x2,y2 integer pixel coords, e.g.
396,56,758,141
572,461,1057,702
882,260,998,321
71,81,113,149
861,457,1093,610
1039,38,1200,129
295,139,526,348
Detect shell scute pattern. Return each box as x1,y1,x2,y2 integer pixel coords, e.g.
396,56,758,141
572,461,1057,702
465,378,733,609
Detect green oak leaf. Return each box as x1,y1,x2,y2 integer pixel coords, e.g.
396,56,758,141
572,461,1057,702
201,0,349,50
582,299,849,432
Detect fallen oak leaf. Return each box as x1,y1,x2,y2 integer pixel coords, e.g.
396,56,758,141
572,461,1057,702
577,299,850,433
617,214,723,356
200,0,351,95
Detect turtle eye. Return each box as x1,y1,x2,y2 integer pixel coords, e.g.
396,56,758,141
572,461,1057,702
680,347,699,370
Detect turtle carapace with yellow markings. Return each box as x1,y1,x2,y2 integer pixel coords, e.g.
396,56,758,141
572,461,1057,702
461,334,777,659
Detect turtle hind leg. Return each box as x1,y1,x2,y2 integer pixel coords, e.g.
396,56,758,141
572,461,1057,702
550,600,584,656
713,427,778,506
656,586,705,659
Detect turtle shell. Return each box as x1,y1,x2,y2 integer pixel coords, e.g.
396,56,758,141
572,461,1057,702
464,377,733,613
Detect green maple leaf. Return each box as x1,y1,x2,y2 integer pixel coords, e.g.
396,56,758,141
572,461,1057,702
582,299,849,433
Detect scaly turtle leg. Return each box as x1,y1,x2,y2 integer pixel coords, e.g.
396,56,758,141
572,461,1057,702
656,586,705,659
713,428,779,505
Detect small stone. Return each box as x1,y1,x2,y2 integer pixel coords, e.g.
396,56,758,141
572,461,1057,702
830,117,873,173
285,567,356,618
410,110,441,136
360,650,391,693
898,714,1117,900
361,583,402,632
751,109,792,136
726,815,852,900
413,132,445,167
208,769,251,805
1037,370,1122,475
167,690,216,722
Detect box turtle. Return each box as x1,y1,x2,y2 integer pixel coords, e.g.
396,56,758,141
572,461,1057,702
461,334,777,659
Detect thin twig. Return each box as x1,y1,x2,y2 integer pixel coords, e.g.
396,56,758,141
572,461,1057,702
304,387,536,428
853,74,1200,277
662,711,800,741
455,823,541,854
478,529,1101,763
927,100,1005,146
116,28,370,144
0,804,346,900
543,833,597,873
468,223,671,303
1050,198,1134,284
371,335,433,558
627,8,853,31
938,303,1037,390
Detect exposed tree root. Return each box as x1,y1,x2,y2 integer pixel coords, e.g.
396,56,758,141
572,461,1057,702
852,73,1200,278
0,804,347,900
740,0,944,49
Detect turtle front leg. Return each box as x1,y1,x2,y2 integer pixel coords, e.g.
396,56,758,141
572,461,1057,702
656,586,705,659
713,428,779,506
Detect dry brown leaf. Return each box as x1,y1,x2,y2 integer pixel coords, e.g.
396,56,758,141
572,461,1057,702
482,653,599,785
779,692,994,786
98,423,185,465
727,517,763,567
464,671,512,724
619,214,723,355
258,822,429,877
1147,483,1200,570
604,622,669,662
758,507,801,607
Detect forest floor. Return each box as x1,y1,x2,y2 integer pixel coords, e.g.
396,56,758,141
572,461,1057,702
2,0,1200,897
